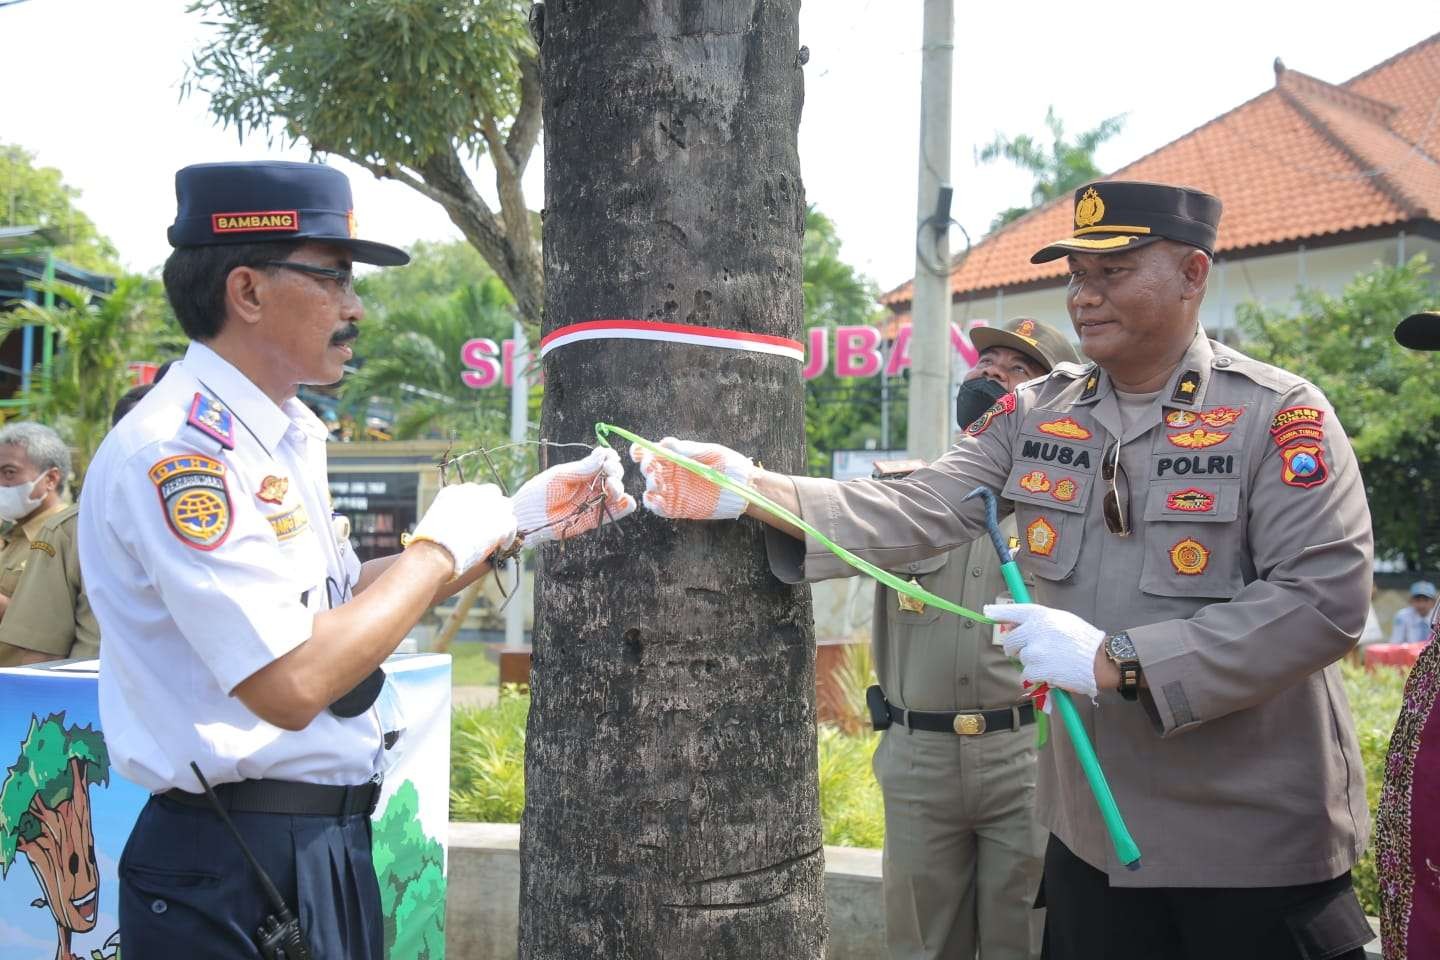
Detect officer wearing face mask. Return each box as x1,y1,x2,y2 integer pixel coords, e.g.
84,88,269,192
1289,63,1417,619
0,423,71,625
868,317,1077,960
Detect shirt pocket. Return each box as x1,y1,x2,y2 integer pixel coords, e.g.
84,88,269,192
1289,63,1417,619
1139,483,1246,599
1003,460,1089,585
886,553,951,627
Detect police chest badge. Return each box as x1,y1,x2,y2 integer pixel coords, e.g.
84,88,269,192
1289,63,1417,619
257,475,289,505
150,454,232,550
898,578,926,614
1169,538,1210,575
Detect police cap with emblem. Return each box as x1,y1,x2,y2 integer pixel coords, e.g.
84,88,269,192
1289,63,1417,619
1395,310,1440,351
167,160,409,266
1030,180,1222,264
969,316,1079,372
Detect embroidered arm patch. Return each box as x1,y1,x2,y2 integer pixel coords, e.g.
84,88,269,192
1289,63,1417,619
149,454,233,550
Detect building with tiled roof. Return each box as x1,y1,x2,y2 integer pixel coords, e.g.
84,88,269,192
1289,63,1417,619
881,32,1440,346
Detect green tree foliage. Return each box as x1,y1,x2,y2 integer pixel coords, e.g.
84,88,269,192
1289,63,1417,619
2,275,184,487
1237,254,1440,568
372,779,446,959
976,107,1126,231
802,207,902,476
0,713,110,876
344,240,518,447
0,144,119,274
185,0,545,325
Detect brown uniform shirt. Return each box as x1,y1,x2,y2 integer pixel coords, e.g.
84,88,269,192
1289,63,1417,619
873,517,1029,712
0,500,69,603
767,330,1371,887
0,505,99,665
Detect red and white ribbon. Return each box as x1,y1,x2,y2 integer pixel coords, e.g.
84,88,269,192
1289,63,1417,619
539,319,805,362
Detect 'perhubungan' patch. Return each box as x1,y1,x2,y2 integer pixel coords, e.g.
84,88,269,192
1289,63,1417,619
149,454,232,551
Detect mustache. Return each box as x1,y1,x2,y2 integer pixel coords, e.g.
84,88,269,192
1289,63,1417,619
330,323,360,345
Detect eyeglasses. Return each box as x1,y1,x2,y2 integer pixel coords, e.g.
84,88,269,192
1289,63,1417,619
1102,440,1130,536
261,260,355,295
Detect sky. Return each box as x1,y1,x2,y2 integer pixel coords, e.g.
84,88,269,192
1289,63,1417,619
1,1,1436,294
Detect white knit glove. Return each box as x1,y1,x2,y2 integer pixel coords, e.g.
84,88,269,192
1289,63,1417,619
631,437,755,520
410,483,517,577
983,603,1105,699
511,447,636,544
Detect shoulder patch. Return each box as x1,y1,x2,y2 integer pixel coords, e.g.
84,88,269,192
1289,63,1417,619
187,393,235,450
28,540,55,557
965,392,1017,437
1280,443,1328,488
149,454,232,551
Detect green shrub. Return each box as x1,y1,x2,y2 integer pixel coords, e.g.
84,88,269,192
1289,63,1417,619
449,663,1412,896
1343,660,1408,919
816,724,884,848
450,690,887,848
450,685,529,823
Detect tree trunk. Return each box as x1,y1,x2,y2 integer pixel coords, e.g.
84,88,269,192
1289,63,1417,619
522,2,823,957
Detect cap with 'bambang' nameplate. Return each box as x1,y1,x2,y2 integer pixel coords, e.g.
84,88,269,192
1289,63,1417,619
167,160,410,266
1030,180,1222,264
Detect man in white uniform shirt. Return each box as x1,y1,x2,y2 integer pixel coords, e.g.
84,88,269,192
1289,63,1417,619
78,161,634,957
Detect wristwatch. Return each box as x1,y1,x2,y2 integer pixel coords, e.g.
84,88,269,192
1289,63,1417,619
1104,632,1142,702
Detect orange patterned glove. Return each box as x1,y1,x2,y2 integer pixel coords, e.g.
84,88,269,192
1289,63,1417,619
511,447,636,543
631,437,755,520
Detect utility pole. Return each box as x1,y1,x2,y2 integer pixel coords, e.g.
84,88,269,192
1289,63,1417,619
906,0,954,463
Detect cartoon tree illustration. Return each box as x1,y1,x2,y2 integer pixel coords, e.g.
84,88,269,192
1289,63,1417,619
372,779,445,960
0,713,110,960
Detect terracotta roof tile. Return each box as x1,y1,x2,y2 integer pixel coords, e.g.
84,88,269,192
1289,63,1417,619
882,33,1440,308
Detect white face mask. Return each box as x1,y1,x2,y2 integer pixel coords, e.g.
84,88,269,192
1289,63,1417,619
0,475,47,523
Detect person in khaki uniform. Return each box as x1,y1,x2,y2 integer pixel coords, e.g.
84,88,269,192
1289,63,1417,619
633,182,1374,960
871,316,1076,960
0,504,99,665
0,423,72,621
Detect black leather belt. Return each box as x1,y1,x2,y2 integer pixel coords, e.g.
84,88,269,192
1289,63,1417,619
161,778,380,817
886,699,1035,736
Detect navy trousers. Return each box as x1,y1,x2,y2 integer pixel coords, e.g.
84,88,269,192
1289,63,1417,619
119,794,383,959
1039,834,1373,960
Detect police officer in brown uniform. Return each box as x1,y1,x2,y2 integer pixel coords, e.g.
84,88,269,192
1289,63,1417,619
872,316,1076,960
634,182,1374,959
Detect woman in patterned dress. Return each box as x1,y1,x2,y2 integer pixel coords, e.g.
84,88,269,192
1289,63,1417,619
1376,310,1440,959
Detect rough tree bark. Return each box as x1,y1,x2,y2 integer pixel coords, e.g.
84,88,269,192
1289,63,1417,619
521,1,824,957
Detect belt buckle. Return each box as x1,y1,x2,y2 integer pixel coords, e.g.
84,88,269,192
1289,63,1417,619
953,713,986,735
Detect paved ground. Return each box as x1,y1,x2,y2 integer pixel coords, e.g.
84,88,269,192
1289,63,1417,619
453,684,499,710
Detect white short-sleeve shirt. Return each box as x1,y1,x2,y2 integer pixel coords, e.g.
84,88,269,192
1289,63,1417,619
79,343,379,793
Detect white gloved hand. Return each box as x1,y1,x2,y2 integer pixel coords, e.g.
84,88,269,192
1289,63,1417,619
410,483,517,577
630,437,755,520
983,602,1105,699
511,447,636,544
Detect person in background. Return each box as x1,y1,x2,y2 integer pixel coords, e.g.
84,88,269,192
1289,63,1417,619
1375,310,1440,959
0,382,179,668
0,423,71,626
1391,580,1436,645
869,316,1077,960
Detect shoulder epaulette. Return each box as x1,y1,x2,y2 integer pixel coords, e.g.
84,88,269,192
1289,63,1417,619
1047,360,1093,380
186,392,235,450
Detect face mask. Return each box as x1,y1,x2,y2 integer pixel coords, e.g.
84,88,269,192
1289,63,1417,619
955,377,1008,431
0,475,47,523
